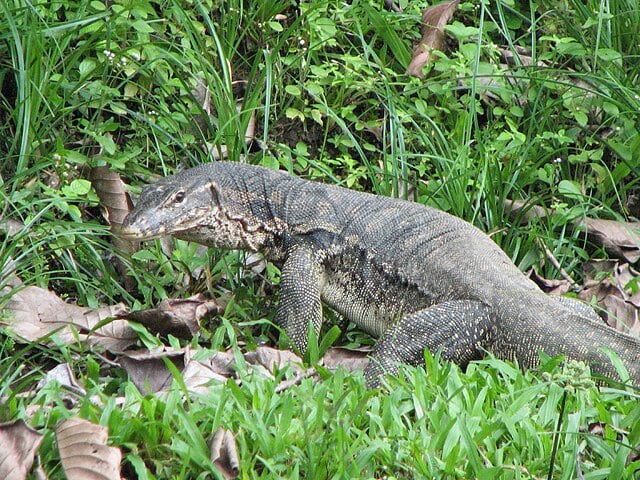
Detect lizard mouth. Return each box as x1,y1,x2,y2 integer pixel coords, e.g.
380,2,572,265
115,225,164,241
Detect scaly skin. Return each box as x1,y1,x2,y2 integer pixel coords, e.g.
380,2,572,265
121,162,640,387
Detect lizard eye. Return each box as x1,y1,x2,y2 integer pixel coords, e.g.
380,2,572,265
174,191,185,203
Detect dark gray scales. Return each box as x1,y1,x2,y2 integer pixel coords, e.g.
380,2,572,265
121,162,640,387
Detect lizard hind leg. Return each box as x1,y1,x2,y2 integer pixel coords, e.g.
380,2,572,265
364,300,494,388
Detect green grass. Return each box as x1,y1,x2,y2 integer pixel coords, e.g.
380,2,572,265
2,0,640,478
4,335,639,479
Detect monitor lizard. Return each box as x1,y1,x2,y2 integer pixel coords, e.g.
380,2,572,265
120,162,640,388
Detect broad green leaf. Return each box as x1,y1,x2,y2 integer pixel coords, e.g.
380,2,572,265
558,179,583,198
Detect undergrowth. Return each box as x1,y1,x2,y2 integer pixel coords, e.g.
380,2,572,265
1,0,640,478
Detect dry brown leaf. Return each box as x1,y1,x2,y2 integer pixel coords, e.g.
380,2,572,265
579,260,640,336
528,270,573,296
121,344,371,397
89,167,133,229
322,346,371,372
505,199,640,264
504,198,548,224
119,346,230,395
201,80,256,160
383,0,402,13
181,357,229,395
180,347,233,394
56,417,122,480
579,218,640,264
118,347,186,394
628,193,640,218
0,419,43,480
89,167,138,291
245,346,304,375
0,217,26,237
208,350,237,377
36,363,86,408
0,217,26,289
122,294,222,339
3,286,136,353
37,363,81,391
407,0,460,77
209,428,239,479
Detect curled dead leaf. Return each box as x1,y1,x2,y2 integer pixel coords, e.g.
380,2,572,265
118,347,186,395
36,363,86,408
0,419,43,480
579,218,640,264
322,346,371,372
3,286,136,353
89,167,138,290
56,417,122,480
407,0,460,78
209,428,239,479
504,198,548,224
579,260,640,336
505,199,640,264
119,346,230,395
122,294,223,339
245,346,304,376
89,167,133,229
528,270,573,296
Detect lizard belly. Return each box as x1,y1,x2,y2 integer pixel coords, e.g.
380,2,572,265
319,255,435,338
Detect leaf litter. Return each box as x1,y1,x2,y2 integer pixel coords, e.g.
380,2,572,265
4,192,639,480
4,8,640,479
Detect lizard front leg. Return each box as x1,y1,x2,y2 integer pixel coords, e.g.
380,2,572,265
364,300,494,388
276,245,325,356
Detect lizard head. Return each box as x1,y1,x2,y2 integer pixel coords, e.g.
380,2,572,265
119,163,278,251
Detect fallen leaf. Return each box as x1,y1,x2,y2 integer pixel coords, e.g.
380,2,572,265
0,217,26,289
579,260,640,336
199,80,257,160
181,357,229,395
528,270,573,296
118,347,186,395
322,346,371,371
90,167,138,290
579,218,640,264
208,350,238,377
0,420,43,480
89,167,133,230
504,198,548,224
122,294,223,339
505,199,640,263
407,0,460,77
119,346,230,395
56,417,122,480
36,363,86,408
209,428,239,479
383,0,402,13
3,286,136,353
245,346,304,376
0,217,25,237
